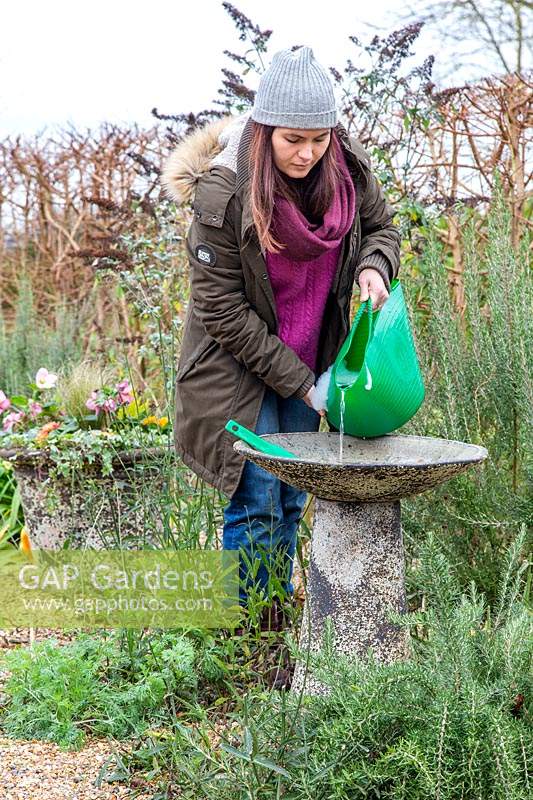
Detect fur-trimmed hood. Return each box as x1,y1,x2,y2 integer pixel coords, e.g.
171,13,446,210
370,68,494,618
160,112,252,206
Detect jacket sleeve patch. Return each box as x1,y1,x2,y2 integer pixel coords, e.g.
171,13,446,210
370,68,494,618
195,243,217,266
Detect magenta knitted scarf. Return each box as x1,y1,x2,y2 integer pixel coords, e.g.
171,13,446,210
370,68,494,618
264,136,357,373
268,134,356,262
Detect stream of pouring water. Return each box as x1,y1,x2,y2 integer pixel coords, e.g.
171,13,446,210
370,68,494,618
339,387,346,463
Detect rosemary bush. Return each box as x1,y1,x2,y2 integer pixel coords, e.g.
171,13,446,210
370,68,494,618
400,179,532,599
142,527,531,800
0,273,86,395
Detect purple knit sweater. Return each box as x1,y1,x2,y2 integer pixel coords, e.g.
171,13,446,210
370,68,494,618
265,243,342,373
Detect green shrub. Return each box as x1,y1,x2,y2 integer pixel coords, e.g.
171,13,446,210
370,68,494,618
0,629,216,750
146,527,531,800
400,177,532,600
0,272,85,396
0,459,23,544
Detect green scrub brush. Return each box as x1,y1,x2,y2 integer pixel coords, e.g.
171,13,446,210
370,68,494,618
225,420,298,459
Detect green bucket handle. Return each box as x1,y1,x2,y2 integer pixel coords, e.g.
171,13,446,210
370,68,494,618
362,298,374,389
364,297,374,336
335,297,375,390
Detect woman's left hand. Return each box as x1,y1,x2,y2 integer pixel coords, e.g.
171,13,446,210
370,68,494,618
303,386,326,416
357,268,389,311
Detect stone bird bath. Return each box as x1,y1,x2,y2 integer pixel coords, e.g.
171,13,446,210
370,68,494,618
233,432,488,695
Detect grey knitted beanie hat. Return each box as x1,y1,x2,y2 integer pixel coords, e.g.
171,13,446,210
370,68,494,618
251,46,338,129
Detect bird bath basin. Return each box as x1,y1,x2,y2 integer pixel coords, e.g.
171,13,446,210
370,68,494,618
233,432,488,694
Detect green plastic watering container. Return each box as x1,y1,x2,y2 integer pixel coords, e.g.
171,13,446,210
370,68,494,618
326,278,425,437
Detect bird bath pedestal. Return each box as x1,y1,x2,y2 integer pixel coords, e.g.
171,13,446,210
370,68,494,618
233,432,487,695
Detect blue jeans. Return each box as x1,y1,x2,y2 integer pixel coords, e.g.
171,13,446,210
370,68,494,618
223,385,321,605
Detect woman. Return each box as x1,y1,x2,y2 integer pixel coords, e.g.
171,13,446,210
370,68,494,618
162,46,400,617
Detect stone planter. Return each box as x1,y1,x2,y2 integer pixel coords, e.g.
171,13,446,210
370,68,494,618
0,444,175,550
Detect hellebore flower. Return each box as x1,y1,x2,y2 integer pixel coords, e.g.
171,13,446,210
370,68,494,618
102,397,117,412
35,368,58,389
86,390,101,412
29,401,43,419
0,390,10,412
2,411,25,432
116,379,134,405
86,390,118,414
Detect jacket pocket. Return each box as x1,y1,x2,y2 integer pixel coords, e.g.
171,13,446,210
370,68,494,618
176,336,219,382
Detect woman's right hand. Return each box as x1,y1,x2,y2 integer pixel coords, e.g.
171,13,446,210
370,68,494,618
303,385,326,416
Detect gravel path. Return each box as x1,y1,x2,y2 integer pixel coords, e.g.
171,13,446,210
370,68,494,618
0,582,305,800
0,736,154,800
0,629,157,799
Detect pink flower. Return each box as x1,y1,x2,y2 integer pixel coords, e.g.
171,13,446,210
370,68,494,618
86,389,119,414
29,401,43,419
35,368,58,389
116,380,134,405
3,410,25,432
86,391,101,412
0,390,10,412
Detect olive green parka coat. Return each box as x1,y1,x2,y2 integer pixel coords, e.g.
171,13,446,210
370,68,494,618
161,112,400,499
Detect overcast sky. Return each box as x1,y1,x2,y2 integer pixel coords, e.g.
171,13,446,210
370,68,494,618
0,0,507,139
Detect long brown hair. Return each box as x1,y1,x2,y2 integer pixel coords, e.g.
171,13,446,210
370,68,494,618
247,121,344,255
